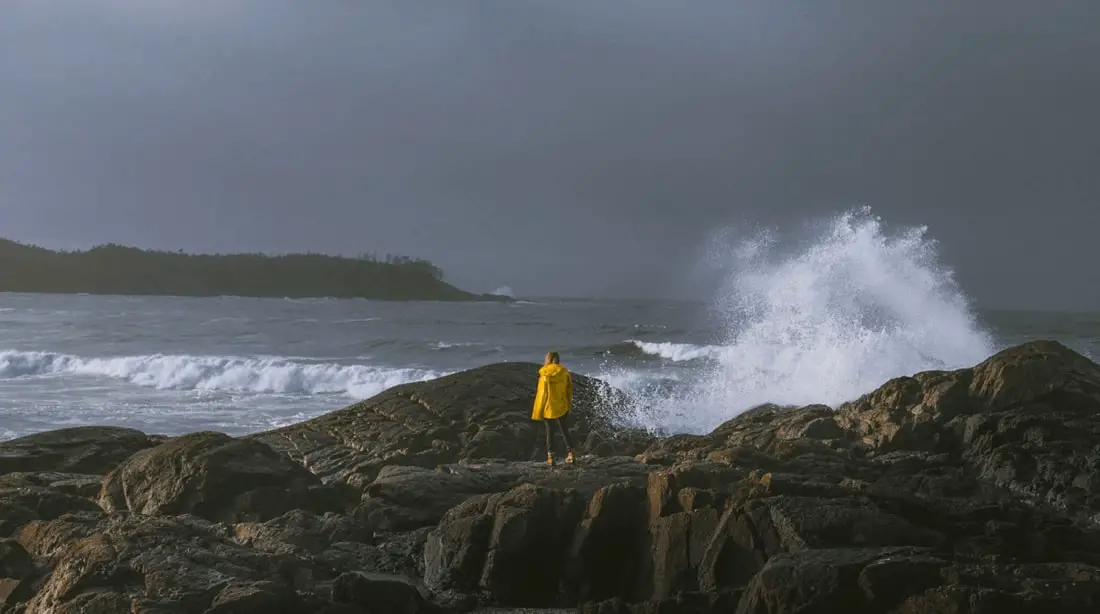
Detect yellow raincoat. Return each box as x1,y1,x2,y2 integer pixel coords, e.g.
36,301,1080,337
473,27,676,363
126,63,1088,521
531,363,573,420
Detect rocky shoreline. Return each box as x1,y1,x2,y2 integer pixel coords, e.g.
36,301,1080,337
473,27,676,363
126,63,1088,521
2,340,1100,613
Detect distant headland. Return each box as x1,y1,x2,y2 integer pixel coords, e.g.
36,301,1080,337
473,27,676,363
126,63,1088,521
0,239,508,302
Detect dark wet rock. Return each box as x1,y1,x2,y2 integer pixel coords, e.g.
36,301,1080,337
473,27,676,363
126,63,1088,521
423,512,493,594
0,539,34,582
425,483,587,606
244,428,381,489
233,509,373,555
696,506,768,596
734,547,928,614
332,572,439,613
361,464,517,526
581,590,744,614
205,581,303,614
857,553,948,611
0,426,160,475
648,509,720,600
566,484,650,603
0,472,103,499
839,341,1100,521
0,538,36,609
641,404,856,465
894,562,1100,614
13,511,106,564
0,486,101,538
16,513,319,614
98,431,349,523
0,503,39,543
232,511,432,593
361,456,651,531
0,488,101,519
319,527,431,580
742,495,945,553
644,462,743,522
354,497,442,533
249,363,653,486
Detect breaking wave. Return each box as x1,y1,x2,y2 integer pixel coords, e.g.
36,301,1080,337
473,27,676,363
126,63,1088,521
626,340,723,362
0,350,444,399
621,208,996,434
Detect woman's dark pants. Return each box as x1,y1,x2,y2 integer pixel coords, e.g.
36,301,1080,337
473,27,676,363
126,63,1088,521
545,413,575,454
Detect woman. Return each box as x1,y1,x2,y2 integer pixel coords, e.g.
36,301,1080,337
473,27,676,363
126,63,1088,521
531,351,576,466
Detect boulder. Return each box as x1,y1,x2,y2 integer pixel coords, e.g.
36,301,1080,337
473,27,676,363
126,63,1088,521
0,427,159,475
320,527,431,580
742,495,945,553
233,509,373,555
360,456,652,531
98,431,347,523
205,581,303,614
0,472,102,499
249,363,653,486
425,483,587,607
0,485,101,538
332,572,439,614
895,562,1100,614
566,484,650,603
15,513,319,614
839,341,1100,521
734,547,933,614
0,538,36,608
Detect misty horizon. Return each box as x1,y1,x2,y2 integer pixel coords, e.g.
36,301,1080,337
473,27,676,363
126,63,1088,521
3,1,1098,309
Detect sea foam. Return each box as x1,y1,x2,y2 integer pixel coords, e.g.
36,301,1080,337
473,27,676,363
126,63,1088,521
627,340,723,362
0,350,444,399
620,208,995,434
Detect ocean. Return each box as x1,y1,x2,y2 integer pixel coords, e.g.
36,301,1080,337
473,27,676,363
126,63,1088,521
0,293,1094,443
1,213,1096,441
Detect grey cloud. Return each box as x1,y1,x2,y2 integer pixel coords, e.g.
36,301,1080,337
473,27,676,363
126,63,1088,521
2,0,1098,307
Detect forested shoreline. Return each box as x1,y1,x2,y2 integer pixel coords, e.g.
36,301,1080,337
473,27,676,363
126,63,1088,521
0,239,503,301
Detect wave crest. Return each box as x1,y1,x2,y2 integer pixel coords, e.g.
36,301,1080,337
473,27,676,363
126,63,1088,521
627,340,722,362
0,350,444,399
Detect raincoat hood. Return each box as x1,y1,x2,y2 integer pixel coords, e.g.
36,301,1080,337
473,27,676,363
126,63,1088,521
539,363,568,380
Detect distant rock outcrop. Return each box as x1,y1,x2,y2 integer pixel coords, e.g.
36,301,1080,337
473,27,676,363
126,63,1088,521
2,341,1100,612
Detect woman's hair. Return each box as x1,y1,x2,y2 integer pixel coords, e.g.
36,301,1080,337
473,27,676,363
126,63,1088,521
546,351,560,364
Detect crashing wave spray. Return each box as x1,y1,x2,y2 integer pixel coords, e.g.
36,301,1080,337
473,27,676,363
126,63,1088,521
625,207,995,434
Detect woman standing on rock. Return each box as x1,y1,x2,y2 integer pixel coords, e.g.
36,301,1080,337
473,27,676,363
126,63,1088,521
532,351,576,466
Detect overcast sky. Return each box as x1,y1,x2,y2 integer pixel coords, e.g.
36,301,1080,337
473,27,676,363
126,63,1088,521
2,1,1098,308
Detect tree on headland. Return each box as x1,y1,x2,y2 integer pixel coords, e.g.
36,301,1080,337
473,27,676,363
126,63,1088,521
0,239,495,301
